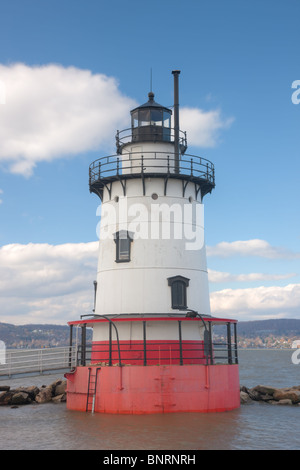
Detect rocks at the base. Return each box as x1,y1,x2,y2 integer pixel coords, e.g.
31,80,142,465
2,378,300,408
240,384,300,406
35,386,53,404
0,379,66,407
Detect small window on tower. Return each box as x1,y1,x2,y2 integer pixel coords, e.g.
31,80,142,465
168,276,190,309
114,230,133,263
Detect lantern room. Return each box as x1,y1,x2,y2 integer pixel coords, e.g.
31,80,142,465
116,90,187,155
131,91,172,144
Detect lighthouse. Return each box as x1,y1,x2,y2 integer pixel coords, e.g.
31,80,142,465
65,71,240,414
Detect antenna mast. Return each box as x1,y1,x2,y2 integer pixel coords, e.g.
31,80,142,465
172,70,180,174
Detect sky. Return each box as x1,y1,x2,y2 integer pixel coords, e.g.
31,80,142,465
0,0,299,325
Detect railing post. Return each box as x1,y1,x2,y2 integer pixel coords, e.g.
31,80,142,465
143,321,147,366
116,130,119,153
39,349,43,374
117,157,120,176
227,322,232,365
208,322,213,365
178,321,183,365
8,350,11,377
69,324,73,368
81,324,86,367
109,321,112,366
234,322,238,364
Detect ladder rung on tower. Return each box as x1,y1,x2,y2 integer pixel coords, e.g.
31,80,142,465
86,367,101,413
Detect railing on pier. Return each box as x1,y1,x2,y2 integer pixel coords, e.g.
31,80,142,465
0,346,77,378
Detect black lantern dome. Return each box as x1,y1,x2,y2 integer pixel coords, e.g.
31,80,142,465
130,92,172,144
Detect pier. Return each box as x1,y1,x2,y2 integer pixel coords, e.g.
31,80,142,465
0,346,76,379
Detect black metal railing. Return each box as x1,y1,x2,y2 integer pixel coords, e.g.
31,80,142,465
75,319,238,368
89,151,215,187
115,127,188,153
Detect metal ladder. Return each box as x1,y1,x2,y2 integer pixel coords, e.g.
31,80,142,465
86,367,100,413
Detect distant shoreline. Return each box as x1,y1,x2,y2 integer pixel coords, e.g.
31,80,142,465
239,347,296,350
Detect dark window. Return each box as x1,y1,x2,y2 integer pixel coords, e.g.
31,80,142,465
168,276,190,309
150,109,162,126
139,109,150,126
114,230,133,262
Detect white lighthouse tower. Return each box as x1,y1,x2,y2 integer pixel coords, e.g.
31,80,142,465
65,71,240,414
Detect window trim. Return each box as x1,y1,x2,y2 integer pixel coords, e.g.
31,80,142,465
113,230,134,263
167,275,190,310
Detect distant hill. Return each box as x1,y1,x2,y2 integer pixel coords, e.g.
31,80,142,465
0,318,300,349
236,319,300,338
0,322,92,349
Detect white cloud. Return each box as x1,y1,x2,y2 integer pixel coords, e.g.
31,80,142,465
208,269,296,283
210,284,300,321
0,188,3,204
0,63,234,177
0,240,299,325
207,239,300,259
207,240,300,320
180,107,234,147
0,63,137,176
0,241,98,324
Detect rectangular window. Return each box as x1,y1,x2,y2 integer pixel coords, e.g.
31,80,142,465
119,238,130,260
171,281,186,309
114,230,133,263
168,276,190,310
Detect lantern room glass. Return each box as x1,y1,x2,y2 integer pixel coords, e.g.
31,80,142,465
150,109,162,126
131,109,171,129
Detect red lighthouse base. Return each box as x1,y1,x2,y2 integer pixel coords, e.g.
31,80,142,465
65,364,240,414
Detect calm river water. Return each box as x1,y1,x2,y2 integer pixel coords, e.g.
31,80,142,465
0,349,299,450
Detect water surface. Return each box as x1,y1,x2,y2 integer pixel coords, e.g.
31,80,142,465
1,349,299,450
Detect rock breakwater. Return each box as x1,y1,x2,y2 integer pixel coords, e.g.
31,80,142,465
2,379,300,408
240,384,300,406
0,379,66,407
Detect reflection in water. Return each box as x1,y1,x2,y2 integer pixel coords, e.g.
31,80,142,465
1,401,299,450
63,408,244,450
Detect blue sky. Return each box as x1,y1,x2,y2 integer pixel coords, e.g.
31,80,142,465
0,0,299,324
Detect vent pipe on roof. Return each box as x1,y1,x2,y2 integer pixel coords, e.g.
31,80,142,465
172,70,180,173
